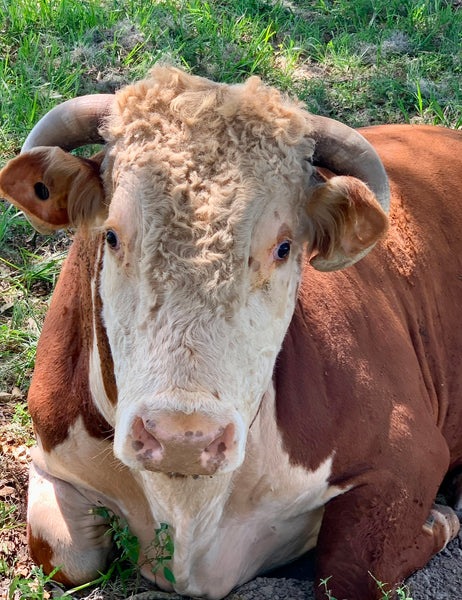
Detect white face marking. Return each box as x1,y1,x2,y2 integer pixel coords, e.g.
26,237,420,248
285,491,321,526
93,69,317,479
99,159,309,476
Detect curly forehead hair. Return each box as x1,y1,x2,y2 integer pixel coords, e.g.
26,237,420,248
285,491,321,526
100,66,312,308
104,64,309,145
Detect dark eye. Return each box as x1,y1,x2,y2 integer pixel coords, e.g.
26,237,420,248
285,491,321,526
106,229,119,249
273,240,291,261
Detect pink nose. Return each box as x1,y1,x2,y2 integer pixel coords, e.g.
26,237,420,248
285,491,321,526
130,412,236,475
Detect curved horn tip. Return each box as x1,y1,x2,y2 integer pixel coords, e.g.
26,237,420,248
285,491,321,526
307,113,391,216
21,94,114,154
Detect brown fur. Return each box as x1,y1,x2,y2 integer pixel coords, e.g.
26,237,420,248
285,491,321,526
0,148,106,231
305,175,389,260
27,527,73,586
275,125,462,596
28,232,113,451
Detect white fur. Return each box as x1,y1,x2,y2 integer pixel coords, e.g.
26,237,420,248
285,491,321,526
99,170,307,473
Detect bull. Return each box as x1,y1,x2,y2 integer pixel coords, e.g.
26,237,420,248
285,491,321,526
1,66,461,600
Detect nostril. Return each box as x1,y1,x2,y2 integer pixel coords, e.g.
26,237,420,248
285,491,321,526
128,414,239,474
131,417,163,456
205,437,227,457
203,423,235,462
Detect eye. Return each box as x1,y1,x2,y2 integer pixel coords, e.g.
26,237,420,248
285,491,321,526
106,229,119,250
273,240,291,261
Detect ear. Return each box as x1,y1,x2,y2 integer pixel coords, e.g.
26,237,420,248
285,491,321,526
305,175,389,272
0,146,106,234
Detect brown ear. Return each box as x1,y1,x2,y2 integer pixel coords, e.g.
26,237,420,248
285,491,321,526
0,147,106,233
305,175,389,272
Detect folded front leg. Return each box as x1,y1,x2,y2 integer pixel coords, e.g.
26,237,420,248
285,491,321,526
315,466,458,600
27,461,114,586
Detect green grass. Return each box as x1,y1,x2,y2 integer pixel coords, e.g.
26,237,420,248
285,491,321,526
0,0,461,596
0,206,65,389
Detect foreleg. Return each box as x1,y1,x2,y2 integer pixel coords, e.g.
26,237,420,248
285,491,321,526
27,461,113,586
315,448,458,600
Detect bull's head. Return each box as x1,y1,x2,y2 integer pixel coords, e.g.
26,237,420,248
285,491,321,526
0,67,389,477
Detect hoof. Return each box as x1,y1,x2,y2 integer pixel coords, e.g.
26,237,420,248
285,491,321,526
423,503,460,551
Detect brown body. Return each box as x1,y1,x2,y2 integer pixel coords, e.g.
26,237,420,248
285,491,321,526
277,125,462,596
1,69,461,599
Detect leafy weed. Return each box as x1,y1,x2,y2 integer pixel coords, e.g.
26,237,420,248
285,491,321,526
9,565,63,600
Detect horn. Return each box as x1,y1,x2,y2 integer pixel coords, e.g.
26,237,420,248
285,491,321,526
21,94,114,153
306,114,390,271
308,114,390,212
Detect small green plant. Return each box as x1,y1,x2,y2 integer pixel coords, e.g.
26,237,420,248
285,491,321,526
0,552,10,578
146,521,176,584
318,576,342,600
0,500,18,532
96,508,176,585
318,573,413,599
9,565,63,600
12,402,32,428
61,506,142,595
62,506,175,595
369,572,413,600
